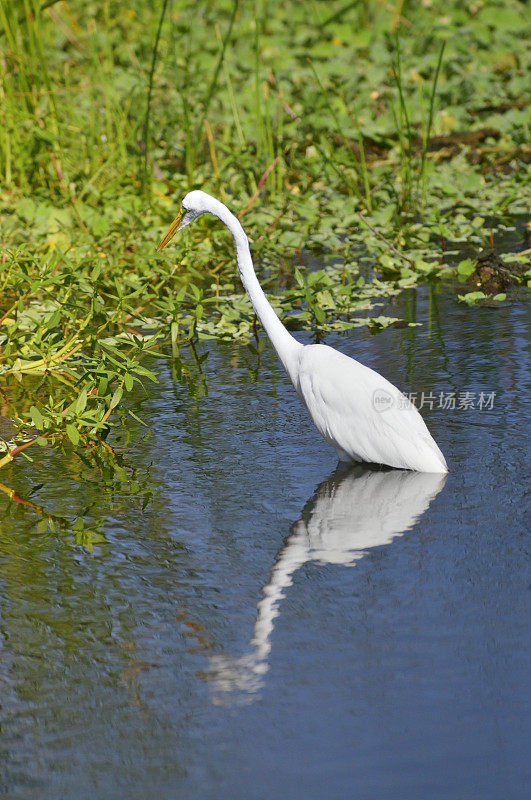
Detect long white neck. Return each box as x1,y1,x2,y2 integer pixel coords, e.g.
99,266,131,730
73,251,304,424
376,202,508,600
209,200,302,384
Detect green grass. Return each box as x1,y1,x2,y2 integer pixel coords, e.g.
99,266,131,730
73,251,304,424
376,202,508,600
0,0,529,466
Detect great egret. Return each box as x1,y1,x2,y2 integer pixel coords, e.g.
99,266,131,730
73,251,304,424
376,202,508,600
158,191,448,473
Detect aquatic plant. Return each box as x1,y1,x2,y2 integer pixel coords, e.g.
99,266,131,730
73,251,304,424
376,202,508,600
0,0,529,468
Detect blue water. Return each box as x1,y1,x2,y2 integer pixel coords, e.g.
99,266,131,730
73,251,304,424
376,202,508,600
0,284,529,799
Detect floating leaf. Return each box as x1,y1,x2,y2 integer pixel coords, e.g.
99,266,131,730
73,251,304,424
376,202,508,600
457,259,476,278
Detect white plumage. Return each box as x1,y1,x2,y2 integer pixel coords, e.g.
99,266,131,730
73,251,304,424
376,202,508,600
158,190,448,473
297,345,447,471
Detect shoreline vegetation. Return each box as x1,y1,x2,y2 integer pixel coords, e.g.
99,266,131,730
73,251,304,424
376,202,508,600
0,0,529,469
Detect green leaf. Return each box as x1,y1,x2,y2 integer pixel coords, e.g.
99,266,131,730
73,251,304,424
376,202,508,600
294,268,305,287
132,365,158,381
75,388,88,415
170,321,179,345
458,291,486,305
313,305,325,323
457,259,476,278
30,406,45,430
175,285,188,303
91,263,102,281
128,409,149,427
379,254,397,270
98,377,109,398
66,424,79,446
109,387,123,409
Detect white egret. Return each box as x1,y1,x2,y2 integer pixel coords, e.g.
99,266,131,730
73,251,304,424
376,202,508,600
158,191,447,473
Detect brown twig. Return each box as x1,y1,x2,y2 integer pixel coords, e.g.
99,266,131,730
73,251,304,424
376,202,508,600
357,211,416,266
0,435,45,470
238,146,290,219
0,478,68,527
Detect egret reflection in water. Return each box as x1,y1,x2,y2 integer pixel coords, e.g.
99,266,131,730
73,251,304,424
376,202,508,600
204,466,446,703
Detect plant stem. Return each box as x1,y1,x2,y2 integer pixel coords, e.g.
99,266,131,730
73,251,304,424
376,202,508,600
141,0,170,196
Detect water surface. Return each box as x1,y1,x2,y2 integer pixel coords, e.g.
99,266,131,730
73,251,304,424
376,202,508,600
0,284,529,799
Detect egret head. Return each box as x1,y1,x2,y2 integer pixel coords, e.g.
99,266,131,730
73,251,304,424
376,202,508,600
157,190,212,251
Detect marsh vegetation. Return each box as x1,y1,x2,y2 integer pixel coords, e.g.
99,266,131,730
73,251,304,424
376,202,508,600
0,0,529,466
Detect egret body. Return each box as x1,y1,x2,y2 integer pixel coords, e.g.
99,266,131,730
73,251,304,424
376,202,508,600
158,191,447,473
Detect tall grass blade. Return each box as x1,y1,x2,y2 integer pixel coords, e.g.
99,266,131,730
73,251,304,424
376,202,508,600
419,41,446,209
141,0,170,196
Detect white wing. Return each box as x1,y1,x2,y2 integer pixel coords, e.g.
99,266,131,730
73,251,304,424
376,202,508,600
296,344,447,472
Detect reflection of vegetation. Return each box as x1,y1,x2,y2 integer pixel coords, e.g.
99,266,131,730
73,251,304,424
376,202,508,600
0,0,529,463
0,437,153,549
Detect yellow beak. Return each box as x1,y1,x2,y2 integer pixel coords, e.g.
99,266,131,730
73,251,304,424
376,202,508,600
157,209,184,251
